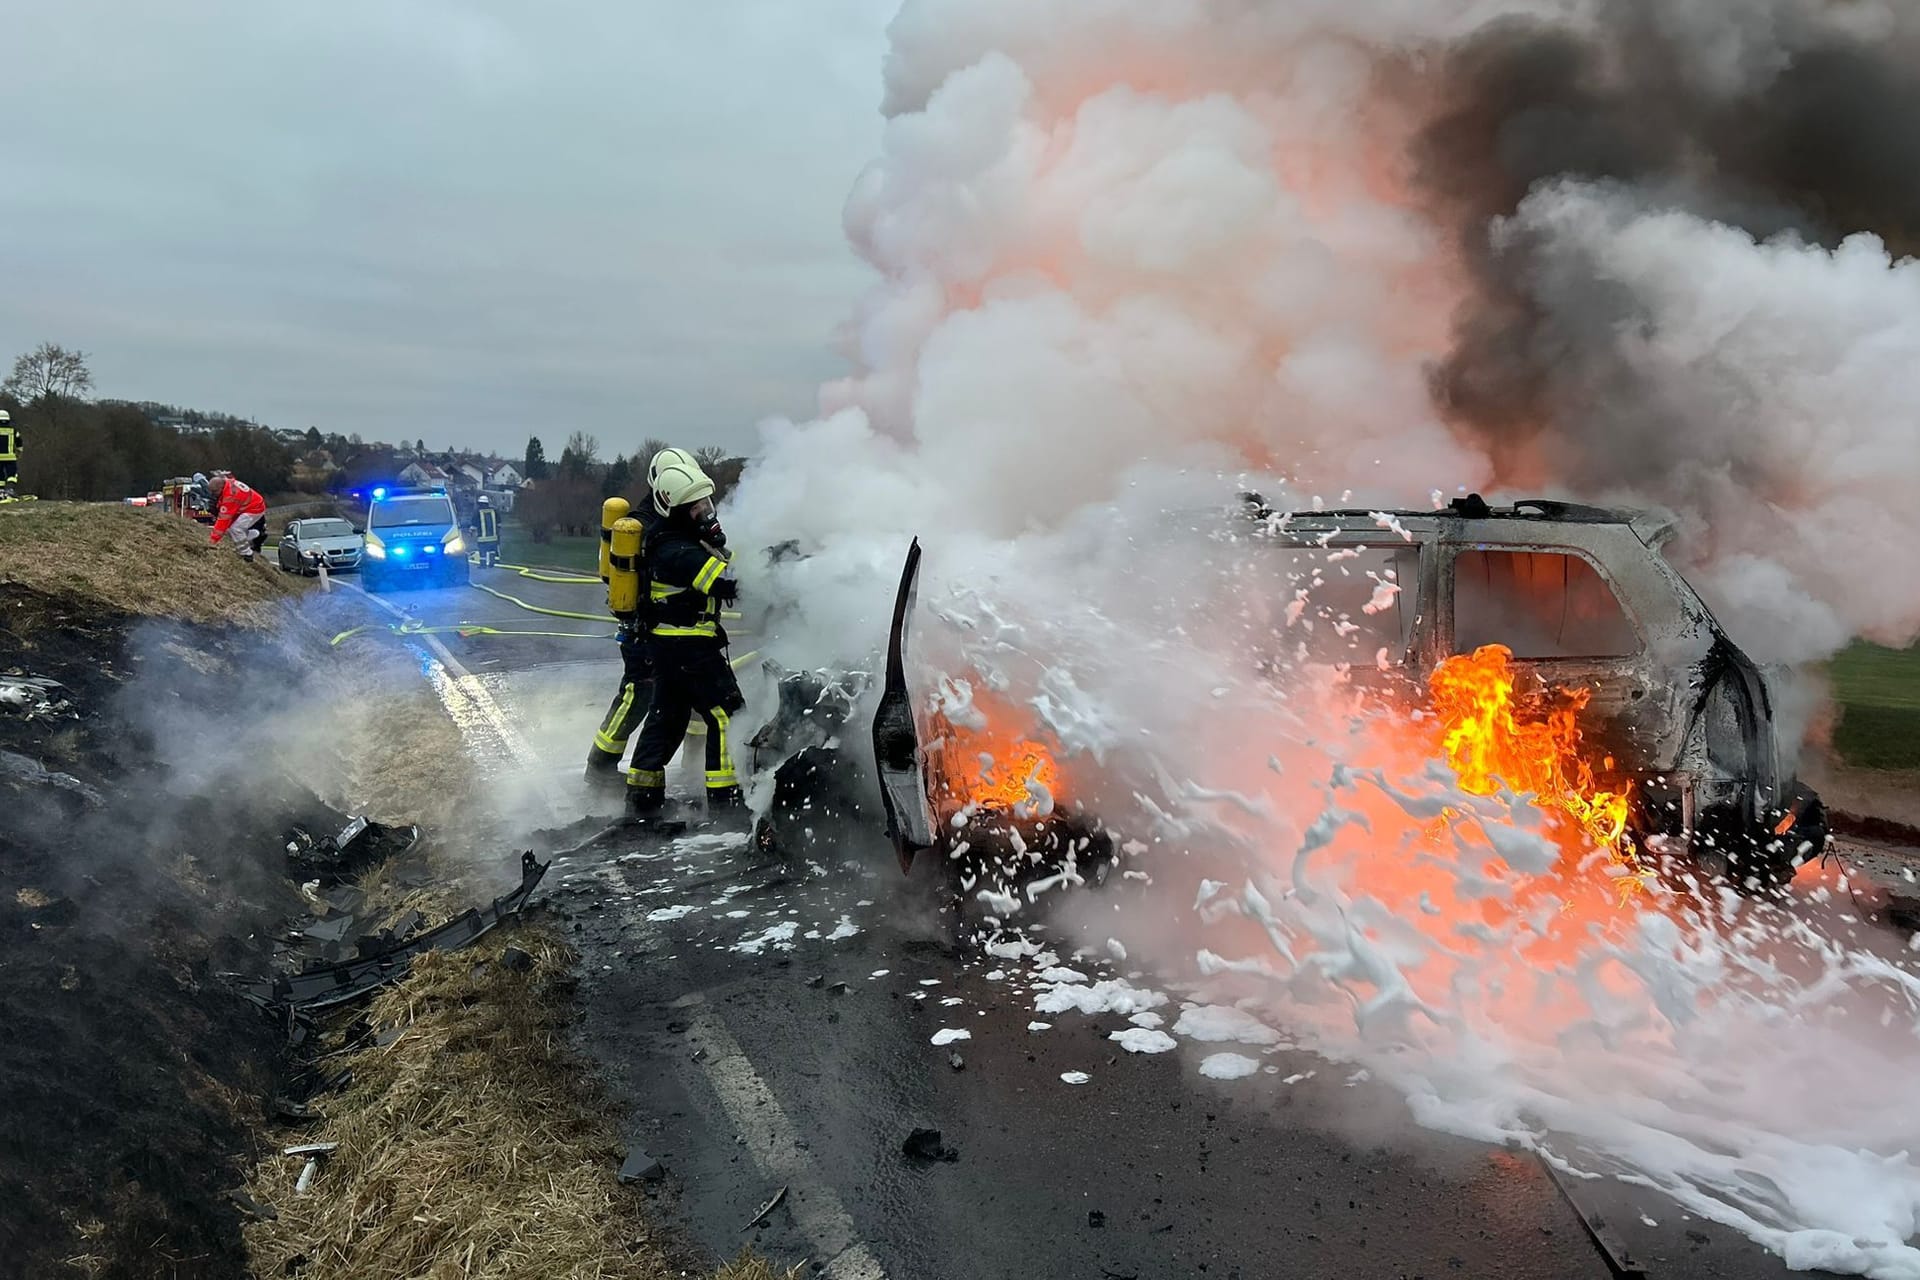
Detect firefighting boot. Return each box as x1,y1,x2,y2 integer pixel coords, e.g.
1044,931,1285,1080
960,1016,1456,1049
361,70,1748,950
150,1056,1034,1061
583,758,626,794
625,768,667,815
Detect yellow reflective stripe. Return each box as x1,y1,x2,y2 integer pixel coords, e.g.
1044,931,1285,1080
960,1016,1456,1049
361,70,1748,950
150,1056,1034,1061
650,582,684,602
710,706,733,777
705,772,738,789
652,623,717,637
692,557,726,593
627,768,665,787
593,683,638,752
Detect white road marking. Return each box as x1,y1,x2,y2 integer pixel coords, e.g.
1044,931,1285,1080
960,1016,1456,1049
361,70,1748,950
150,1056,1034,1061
680,993,889,1280
344,583,568,820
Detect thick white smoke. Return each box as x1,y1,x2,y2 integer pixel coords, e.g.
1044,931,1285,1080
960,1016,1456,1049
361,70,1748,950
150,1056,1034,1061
1492,183,1920,664
733,0,1920,675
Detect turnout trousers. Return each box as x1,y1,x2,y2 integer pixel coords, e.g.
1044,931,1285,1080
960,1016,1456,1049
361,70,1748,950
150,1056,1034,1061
586,633,652,775
626,644,744,810
227,511,265,559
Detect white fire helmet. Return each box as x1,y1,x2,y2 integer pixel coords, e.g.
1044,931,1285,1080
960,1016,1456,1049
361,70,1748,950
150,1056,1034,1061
648,447,714,517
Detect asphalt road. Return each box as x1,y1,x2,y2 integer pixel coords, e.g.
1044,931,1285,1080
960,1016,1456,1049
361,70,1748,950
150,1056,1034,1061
369,560,1912,1280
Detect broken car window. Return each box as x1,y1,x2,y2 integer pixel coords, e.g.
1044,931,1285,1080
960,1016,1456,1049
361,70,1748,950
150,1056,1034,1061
1267,543,1421,668
1452,549,1639,659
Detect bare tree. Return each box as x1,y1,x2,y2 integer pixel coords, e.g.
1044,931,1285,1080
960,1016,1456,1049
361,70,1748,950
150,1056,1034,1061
3,343,93,403
640,438,671,466
694,445,729,470
563,431,600,466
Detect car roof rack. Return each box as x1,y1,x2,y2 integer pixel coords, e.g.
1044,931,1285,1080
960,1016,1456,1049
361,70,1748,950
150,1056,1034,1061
1243,492,1634,523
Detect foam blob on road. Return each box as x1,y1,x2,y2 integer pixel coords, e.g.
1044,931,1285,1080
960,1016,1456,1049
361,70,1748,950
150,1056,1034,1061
1199,1054,1262,1081
1110,1028,1178,1055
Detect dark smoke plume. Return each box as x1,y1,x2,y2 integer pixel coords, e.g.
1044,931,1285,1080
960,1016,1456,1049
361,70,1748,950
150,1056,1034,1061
1418,0,1920,661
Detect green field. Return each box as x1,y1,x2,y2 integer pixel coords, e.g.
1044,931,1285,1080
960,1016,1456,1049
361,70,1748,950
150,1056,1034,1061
1830,641,1920,771
495,521,601,574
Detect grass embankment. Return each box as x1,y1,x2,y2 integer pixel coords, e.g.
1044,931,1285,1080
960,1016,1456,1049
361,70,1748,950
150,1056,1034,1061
0,503,304,625
498,518,602,574
1829,642,1920,772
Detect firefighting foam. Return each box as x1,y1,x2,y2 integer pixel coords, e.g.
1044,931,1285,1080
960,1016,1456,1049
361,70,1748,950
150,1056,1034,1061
719,1,1920,1273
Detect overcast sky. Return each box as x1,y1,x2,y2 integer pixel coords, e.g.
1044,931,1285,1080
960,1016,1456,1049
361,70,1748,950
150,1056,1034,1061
0,0,896,457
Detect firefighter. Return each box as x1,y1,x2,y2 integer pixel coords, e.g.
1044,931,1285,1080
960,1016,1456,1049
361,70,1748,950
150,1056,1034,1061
625,449,745,815
585,496,654,790
206,473,269,559
472,493,501,567
0,410,18,501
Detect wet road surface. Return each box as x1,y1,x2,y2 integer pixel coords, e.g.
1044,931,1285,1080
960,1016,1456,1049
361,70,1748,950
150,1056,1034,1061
378,561,1905,1280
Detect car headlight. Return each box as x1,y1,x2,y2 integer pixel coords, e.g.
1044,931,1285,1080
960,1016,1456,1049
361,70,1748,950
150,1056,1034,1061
444,534,466,555
364,532,386,559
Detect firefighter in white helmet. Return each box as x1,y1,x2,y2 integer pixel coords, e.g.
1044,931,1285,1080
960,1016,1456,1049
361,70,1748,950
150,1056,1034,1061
624,448,745,815
471,493,501,567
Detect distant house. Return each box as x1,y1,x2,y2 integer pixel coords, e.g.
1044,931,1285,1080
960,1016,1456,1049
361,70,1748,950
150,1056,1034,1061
456,462,488,486
488,463,524,489
398,461,450,487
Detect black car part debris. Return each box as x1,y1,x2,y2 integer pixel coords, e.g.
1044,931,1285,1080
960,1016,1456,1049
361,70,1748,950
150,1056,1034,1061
1537,1155,1647,1278
0,674,69,719
285,814,421,885
874,538,935,872
239,851,547,1013
0,748,103,806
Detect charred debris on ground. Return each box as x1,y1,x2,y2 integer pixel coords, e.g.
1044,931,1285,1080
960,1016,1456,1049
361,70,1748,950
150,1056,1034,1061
0,552,533,1274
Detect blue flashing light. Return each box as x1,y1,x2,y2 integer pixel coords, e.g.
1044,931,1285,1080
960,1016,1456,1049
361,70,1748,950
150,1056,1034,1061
393,546,408,559
424,544,437,555
372,486,388,500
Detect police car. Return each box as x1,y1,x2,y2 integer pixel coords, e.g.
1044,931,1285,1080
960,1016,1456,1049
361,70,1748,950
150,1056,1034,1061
358,486,470,592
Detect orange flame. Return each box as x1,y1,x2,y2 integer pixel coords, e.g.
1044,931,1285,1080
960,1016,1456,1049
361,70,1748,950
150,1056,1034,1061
955,740,1062,810
929,689,1064,816
1428,645,1639,884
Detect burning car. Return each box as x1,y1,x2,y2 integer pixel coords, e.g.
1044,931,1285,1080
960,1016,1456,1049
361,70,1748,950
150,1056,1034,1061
871,540,1115,893
874,497,1828,894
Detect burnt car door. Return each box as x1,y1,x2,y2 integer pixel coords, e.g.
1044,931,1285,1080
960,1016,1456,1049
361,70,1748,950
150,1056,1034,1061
872,539,936,872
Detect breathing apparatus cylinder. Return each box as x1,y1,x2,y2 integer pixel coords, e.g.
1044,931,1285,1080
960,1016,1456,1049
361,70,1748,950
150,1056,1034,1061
608,517,644,622
599,497,630,584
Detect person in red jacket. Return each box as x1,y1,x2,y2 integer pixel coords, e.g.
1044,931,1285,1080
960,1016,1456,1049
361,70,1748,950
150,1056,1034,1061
206,474,268,560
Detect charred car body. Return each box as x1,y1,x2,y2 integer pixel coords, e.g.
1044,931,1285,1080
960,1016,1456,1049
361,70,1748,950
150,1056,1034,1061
871,499,1826,895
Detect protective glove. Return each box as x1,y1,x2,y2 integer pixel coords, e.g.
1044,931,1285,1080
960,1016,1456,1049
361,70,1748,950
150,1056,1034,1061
708,577,739,603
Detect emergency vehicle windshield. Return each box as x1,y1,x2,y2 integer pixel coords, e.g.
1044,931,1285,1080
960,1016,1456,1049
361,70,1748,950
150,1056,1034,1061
370,495,454,528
